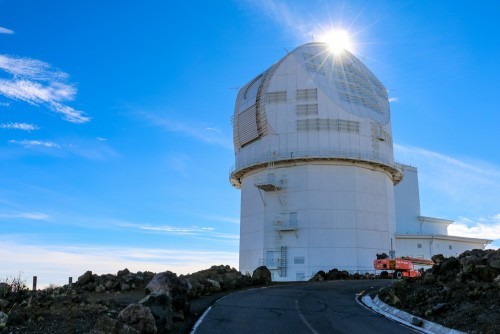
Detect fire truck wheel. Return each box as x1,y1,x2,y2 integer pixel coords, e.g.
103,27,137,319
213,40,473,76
394,270,403,279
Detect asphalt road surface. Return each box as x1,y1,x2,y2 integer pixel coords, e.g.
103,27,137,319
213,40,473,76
193,280,417,334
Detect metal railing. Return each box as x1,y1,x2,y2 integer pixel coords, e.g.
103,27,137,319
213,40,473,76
230,148,398,175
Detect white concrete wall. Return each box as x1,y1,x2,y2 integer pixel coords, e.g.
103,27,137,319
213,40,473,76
238,163,396,281
395,237,486,260
394,165,421,234
420,221,449,235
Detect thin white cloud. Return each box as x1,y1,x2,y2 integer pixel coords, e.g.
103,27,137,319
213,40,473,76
202,214,240,225
0,102,10,106
119,221,239,242
0,55,63,80
395,143,500,218
449,215,500,248
0,55,89,123
0,212,51,220
141,112,233,150
65,140,118,160
0,122,39,131
0,239,238,288
9,139,60,148
137,224,238,240
242,0,358,46
96,137,107,141
206,127,221,133
0,27,14,35
167,154,191,177
388,97,398,102
243,0,311,41
139,225,215,234
6,137,117,160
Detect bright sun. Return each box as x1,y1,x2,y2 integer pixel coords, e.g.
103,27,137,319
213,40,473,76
319,29,353,54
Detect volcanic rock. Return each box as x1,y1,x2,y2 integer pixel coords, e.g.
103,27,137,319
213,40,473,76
77,270,94,286
146,271,189,315
139,292,173,332
91,315,141,334
0,311,7,329
487,249,500,270
117,304,157,334
252,266,271,284
117,268,131,278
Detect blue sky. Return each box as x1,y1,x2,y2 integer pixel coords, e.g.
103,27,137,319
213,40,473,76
1,0,499,286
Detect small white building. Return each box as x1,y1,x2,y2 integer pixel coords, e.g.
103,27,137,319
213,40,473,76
230,42,491,281
394,164,491,259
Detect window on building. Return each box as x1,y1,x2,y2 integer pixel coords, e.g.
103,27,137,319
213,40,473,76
294,256,305,264
417,244,422,249
449,245,452,250
296,272,305,281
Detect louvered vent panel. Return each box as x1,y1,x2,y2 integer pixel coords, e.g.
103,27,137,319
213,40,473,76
296,104,318,116
296,88,318,101
297,119,360,133
236,105,259,146
266,91,287,103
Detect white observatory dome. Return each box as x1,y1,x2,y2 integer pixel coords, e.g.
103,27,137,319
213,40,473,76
231,42,401,188
231,42,402,281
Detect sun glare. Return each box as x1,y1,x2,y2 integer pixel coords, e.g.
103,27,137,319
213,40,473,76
319,29,353,54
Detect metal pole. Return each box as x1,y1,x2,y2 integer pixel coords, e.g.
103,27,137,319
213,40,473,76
32,276,37,292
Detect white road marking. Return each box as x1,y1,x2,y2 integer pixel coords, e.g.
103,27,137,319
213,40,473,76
295,299,320,334
190,306,212,334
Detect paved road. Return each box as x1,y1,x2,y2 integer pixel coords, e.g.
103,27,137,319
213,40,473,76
193,280,416,334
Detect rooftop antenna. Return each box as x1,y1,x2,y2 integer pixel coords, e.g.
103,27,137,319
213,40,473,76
282,47,289,54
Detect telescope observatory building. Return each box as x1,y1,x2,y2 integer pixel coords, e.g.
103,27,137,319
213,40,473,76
230,42,491,281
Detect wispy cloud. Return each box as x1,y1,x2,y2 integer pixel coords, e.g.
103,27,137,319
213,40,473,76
388,97,398,102
120,221,239,242
138,224,238,240
202,214,240,225
0,102,10,107
0,212,51,220
65,140,119,160
395,144,500,218
9,139,60,148
243,0,311,41
0,122,39,131
0,239,238,288
0,27,14,35
395,144,500,248
206,127,221,133
0,55,89,123
139,225,215,234
167,154,192,177
141,112,233,150
242,0,360,45
6,137,117,160
448,215,500,248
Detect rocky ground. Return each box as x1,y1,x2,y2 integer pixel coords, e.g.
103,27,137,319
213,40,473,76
1,248,499,333
379,248,500,334
0,265,272,334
